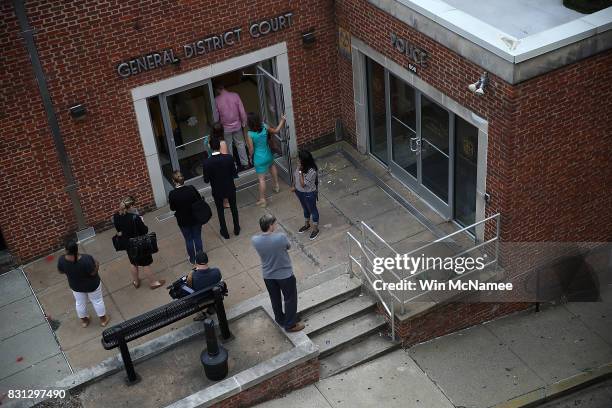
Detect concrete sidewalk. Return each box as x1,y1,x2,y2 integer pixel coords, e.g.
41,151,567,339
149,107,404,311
1,144,453,391
0,269,71,396
256,287,612,408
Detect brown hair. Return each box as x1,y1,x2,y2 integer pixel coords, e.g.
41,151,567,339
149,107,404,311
172,171,185,186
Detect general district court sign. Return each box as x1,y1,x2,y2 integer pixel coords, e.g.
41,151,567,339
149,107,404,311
116,12,294,78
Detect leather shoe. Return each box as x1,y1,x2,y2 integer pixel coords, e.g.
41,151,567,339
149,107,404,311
220,230,230,239
234,227,241,236
285,322,305,332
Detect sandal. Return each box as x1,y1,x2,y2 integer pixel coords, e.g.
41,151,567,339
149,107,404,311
80,317,90,328
100,315,111,327
273,184,280,193
256,199,267,208
132,279,141,289
150,280,166,290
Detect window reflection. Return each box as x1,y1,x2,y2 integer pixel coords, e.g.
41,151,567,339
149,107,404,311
165,85,213,180
366,58,388,164
454,116,479,230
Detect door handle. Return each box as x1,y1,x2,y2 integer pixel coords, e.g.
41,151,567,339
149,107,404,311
410,137,419,152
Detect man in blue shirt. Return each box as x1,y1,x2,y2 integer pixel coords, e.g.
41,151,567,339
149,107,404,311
188,251,222,291
252,214,304,332
188,251,222,321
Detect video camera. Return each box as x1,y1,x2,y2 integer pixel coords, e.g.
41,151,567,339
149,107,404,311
166,275,194,299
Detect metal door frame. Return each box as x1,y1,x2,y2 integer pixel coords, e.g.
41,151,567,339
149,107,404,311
256,63,293,185
376,69,454,220
159,79,215,182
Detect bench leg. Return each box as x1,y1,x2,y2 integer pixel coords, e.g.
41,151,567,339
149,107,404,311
213,287,231,340
119,340,140,385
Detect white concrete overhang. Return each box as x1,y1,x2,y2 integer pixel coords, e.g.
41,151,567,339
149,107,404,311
368,0,612,84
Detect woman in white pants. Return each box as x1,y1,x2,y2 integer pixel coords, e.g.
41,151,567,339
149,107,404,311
57,240,110,327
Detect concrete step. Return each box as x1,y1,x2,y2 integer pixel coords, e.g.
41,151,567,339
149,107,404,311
303,294,377,336
297,263,349,292
312,312,387,357
296,273,361,316
319,332,400,379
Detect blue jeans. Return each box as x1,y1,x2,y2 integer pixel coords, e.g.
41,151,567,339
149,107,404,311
295,190,319,223
179,224,203,264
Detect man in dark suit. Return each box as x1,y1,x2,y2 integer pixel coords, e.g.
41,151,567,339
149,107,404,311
202,137,240,239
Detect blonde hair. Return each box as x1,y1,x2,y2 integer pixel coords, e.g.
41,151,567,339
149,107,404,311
119,196,135,215
172,171,185,186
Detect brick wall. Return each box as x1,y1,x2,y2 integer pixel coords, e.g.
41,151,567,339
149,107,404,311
508,53,612,242
378,302,532,347
1,0,340,262
335,0,514,239
0,3,77,260
211,358,319,408
335,0,612,245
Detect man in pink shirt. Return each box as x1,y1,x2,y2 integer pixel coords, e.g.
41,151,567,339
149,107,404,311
213,82,249,169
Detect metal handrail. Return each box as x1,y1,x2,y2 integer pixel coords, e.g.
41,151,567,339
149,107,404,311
402,235,499,282
346,213,501,335
403,213,500,258
347,231,396,341
175,135,207,149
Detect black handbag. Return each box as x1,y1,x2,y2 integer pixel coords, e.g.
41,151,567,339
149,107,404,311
128,232,158,257
190,186,212,225
127,213,158,257
112,234,125,251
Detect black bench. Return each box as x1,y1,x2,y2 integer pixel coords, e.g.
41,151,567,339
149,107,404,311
101,281,231,384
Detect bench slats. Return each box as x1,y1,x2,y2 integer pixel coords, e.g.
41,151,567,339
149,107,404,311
101,282,227,349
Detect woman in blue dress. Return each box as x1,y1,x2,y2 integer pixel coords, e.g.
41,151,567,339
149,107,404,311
246,112,286,207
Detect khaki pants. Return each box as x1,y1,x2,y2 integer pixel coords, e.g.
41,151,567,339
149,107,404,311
224,130,249,166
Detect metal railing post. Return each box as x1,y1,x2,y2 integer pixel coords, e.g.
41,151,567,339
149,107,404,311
495,215,501,268
391,301,395,342
347,234,355,278
118,338,139,385
213,287,231,340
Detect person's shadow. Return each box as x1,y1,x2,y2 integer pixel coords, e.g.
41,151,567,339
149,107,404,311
534,248,602,302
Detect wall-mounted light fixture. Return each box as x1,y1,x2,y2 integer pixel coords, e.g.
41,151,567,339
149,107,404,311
468,72,488,96
302,28,316,47
69,104,86,121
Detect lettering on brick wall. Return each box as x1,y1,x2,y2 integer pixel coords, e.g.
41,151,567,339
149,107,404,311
390,33,428,73
116,12,293,78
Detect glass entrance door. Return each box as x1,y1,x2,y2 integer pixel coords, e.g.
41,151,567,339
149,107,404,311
256,63,292,184
160,81,215,184
383,72,453,219
420,95,451,207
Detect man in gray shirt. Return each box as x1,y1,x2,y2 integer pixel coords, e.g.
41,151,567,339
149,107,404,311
252,214,304,332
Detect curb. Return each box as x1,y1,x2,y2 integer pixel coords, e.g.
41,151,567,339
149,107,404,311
493,362,612,408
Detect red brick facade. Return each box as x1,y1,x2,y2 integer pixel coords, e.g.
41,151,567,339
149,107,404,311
335,0,612,245
1,0,339,262
378,302,532,348
2,0,610,262
211,359,319,408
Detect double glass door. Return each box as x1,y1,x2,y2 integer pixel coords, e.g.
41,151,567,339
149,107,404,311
149,58,291,191
367,57,479,226
386,71,453,219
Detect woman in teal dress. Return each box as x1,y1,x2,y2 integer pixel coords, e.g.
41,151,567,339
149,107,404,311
246,112,286,207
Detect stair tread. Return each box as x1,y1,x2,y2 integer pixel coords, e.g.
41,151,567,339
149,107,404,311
320,332,398,378
297,274,360,314
312,312,386,356
303,295,376,335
